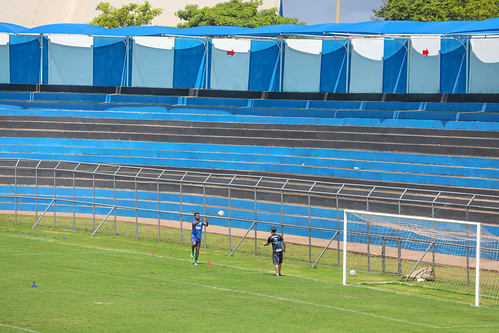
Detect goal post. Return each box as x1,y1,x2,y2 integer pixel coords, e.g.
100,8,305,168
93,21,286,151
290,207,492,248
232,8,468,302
342,210,499,307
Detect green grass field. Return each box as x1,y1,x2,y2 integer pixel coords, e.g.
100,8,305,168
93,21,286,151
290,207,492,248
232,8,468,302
1,215,498,332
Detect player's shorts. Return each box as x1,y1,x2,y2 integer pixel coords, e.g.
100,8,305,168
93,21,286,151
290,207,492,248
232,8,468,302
191,236,202,247
272,251,283,265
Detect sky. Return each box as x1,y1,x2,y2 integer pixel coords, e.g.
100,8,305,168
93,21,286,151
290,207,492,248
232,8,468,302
281,0,385,24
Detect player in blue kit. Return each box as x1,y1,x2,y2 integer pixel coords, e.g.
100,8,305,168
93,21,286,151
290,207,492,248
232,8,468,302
191,212,208,265
263,226,286,276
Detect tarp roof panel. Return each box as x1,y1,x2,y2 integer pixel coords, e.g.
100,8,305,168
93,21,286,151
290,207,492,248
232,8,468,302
110,26,182,36
179,25,252,36
2,19,499,37
0,22,26,33
23,23,111,36
450,17,499,34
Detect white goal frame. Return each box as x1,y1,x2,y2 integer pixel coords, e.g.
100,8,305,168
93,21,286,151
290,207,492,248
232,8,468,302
342,210,482,306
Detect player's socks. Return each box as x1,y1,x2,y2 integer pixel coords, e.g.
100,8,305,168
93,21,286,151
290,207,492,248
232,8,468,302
191,252,194,258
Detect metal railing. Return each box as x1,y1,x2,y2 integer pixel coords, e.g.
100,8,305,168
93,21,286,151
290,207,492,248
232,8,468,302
1,158,498,265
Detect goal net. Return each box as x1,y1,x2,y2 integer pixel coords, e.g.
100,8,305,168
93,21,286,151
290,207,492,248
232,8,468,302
342,210,499,307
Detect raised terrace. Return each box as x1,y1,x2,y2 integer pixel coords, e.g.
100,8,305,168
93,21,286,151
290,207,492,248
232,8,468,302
0,85,497,229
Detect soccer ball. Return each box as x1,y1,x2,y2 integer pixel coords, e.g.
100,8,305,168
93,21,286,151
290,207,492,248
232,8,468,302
349,269,356,276
218,210,224,217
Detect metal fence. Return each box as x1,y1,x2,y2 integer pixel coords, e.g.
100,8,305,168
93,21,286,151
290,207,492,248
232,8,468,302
1,158,498,265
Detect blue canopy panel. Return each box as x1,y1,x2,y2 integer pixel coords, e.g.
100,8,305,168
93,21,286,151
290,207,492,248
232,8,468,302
179,26,252,37
47,35,93,85
173,38,207,89
9,35,47,84
349,38,384,93
131,36,174,88
0,22,26,33
249,39,280,91
24,23,111,36
383,38,408,94
111,26,182,37
233,24,306,37
450,18,499,34
283,39,322,92
440,37,467,94
320,39,348,93
93,37,127,86
469,36,499,93
309,21,479,36
211,38,250,91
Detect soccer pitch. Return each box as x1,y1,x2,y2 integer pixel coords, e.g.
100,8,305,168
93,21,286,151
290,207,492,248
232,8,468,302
1,219,498,332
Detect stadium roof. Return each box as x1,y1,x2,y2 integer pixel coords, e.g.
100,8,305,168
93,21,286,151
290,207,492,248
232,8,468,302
3,19,499,37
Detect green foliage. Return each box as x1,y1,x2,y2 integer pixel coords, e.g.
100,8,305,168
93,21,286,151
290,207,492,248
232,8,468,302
175,0,302,28
90,1,163,28
373,0,499,21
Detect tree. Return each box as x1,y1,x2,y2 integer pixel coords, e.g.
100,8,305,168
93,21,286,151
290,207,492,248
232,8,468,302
175,0,302,28
373,0,499,21
90,1,163,28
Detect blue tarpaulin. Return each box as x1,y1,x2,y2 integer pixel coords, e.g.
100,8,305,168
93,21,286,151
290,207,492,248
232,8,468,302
23,23,111,36
3,20,499,37
0,22,25,33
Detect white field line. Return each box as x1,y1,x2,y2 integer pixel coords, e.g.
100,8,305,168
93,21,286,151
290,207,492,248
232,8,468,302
0,323,42,333
141,275,444,329
3,232,499,327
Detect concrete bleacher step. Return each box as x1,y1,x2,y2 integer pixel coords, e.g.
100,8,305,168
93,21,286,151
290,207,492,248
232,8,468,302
0,116,497,158
1,101,498,131
0,136,497,191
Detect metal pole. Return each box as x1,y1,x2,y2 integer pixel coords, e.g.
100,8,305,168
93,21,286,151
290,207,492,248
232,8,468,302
180,172,187,245
308,191,312,263
157,170,164,242
203,182,207,249
14,159,18,225
312,231,339,268
205,37,209,89
135,176,138,239
335,0,341,23
113,175,117,235
229,221,257,257
157,179,161,242
39,35,43,85
93,172,96,231
228,184,232,251
342,212,348,285
53,164,58,228
35,161,39,222
279,37,284,92
126,37,130,87
346,39,350,93
72,169,76,231
475,223,481,307
113,166,119,236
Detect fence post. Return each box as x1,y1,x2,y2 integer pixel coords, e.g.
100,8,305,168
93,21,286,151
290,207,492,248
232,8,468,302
14,159,18,225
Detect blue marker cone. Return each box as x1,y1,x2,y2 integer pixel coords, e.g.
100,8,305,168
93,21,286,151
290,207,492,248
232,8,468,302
31,281,37,288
